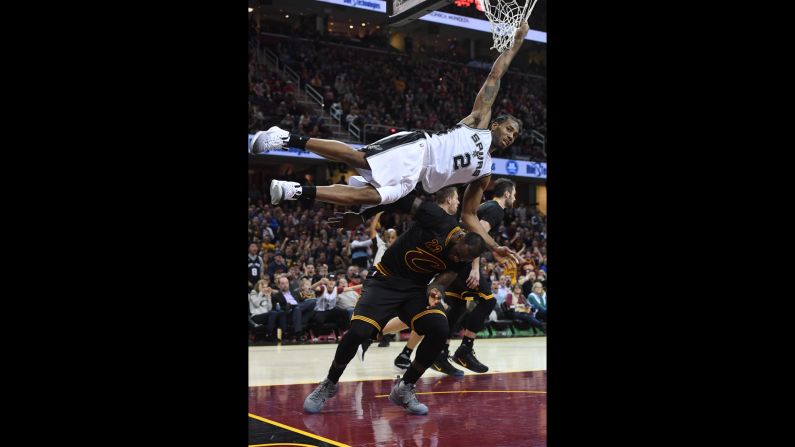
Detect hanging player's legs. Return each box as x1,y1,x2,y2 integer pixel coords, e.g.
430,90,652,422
250,126,369,169
269,181,383,207
254,127,377,206
267,130,426,207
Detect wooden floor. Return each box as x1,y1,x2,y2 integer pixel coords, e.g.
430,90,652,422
249,337,546,446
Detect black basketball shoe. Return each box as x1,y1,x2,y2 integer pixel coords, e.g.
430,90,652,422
452,344,488,373
431,346,464,377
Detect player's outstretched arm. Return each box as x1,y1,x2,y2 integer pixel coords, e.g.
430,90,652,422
368,211,383,239
459,21,530,129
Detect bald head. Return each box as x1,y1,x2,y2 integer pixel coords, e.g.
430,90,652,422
384,228,398,246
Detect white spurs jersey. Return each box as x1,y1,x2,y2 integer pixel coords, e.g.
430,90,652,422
420,124,493,193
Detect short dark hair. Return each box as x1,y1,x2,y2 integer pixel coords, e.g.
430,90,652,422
435,186,458,205
493,178,516,198
463,232,487,257
491,114,522,132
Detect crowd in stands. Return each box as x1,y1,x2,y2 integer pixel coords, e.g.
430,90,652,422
249,49,334,138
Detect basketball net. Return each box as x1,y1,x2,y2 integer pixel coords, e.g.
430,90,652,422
481,0,538,53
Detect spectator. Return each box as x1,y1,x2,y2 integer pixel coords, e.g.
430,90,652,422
335,277,361,320
505,285,545,335
248,243,265,289
268,253,289,281
309,277,351,337
249,279,287,340
520,271,538,298
526,282,547,321
303,264,322,283
272,275,315,341
349,231,372,269
536,270,547,289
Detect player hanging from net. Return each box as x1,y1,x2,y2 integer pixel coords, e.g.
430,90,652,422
251,21,531,266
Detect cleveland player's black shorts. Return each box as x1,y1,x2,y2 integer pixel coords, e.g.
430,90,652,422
443,274,493,304
352,273,446,338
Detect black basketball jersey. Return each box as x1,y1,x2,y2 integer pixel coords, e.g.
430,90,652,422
477,200,505,240
446,200,505,282
248,255,263,283
375,201,469,285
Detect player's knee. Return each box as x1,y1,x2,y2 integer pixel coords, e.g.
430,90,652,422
358,186,382,204
415,314,449,341
351,151,368,169
374,188,399,205
479,298,496,313
349,320,377,341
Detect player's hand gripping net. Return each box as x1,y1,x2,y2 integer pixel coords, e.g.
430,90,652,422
482,0,538,52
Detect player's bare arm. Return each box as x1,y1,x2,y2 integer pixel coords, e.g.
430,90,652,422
461,177,499,249
466,256,481,289
427,270,459,307
459,21,531,129
463,218,490,289
461,177,521,264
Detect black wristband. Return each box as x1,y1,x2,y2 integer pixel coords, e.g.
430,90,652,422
287,134,310,150
299,185,316,201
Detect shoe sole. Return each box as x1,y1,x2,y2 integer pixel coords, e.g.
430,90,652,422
303,404,321,414
303,396,326,414
304,385,337,414
250,131,265,154
270,180,283,205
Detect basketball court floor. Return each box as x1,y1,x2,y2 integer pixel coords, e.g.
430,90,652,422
249,337,546,446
